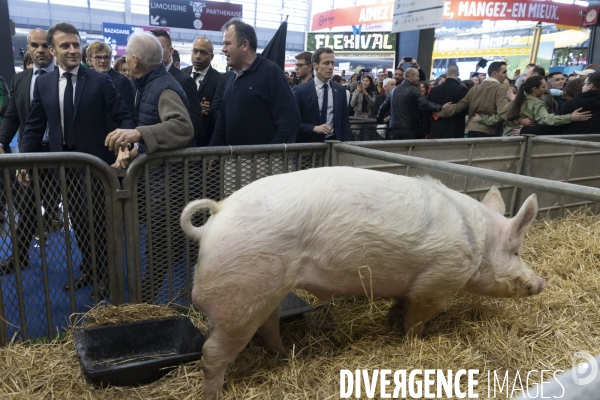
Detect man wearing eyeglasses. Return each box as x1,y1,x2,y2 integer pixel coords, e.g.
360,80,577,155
294,51,313,85
86,41,135,136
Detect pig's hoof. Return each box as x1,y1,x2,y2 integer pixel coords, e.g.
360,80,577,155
387,300,405,331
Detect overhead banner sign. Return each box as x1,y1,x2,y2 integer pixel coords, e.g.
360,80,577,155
312,1,596,31
306,31,396,53
102,23,170,56
392,0,445,33
149,0,243,31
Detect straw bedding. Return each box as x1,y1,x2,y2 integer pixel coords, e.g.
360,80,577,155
1,211,599,399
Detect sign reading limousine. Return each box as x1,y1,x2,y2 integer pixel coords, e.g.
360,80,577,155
149,0,243,31
306,31,396,53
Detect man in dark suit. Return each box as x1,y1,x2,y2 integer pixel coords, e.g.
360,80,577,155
19,22,136,298
181,37,221,146
427,64,469,139
0,28,59,274
151,29,202,146
0,29,54,152
86,40,135,138
293,47,350,142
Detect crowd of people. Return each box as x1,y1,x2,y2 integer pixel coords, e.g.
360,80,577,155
0,17,599,299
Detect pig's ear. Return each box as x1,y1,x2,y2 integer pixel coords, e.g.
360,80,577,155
481,186,506,215
511,194,538,236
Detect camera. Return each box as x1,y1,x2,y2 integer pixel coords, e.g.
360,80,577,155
403,57,413,63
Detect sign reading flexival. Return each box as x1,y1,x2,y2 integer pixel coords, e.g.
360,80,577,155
102,23,171,56
306,31,396,53
312,0,595,31
150,0,242,31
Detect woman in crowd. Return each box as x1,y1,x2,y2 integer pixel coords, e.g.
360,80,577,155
114,56,132,80
351,75,377,118
562,79,583,102
503,76,591,136
435,74,446,86
471,75,481,86
23,53,33,70
419,81,429,96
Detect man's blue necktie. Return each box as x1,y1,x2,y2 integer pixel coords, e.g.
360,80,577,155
320,83,329,125
63,72,75,148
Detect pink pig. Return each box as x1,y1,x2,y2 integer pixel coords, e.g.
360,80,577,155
180,167,546,399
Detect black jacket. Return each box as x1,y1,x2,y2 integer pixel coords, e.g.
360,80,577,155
556,90,600,135
181,65,221,146
168,64,202,146
427,78,468,139
376,80,443,131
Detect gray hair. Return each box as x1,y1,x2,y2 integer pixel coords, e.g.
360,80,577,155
382,78,394,87
126,32,163,68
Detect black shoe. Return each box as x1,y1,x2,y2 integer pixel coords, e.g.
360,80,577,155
0,256,29,275
63,272,93,292
90,280,110,301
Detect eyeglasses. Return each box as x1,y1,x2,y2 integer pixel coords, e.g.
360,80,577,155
93,56,111,62
295,63,308,68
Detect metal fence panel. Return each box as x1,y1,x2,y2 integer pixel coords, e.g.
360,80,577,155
121,144,328,306
520,135,600,217
332,143,600,219
336,137,526,216
0,153,123,345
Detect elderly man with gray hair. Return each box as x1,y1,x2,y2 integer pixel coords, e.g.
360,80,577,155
105,31,193,166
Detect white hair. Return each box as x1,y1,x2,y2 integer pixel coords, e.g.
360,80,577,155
126,32,163,68
382,78,394,87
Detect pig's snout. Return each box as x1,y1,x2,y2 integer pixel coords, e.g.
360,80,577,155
524,276,546,296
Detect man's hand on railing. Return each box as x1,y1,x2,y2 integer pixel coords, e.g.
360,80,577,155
105,128,142,153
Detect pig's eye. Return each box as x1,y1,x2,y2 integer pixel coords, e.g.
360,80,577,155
515,252,519,256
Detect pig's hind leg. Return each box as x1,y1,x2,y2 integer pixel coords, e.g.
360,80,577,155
201,298,287,399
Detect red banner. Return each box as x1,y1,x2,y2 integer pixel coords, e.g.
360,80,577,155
311,1,596,31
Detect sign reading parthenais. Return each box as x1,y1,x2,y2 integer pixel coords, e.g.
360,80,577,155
306,31,396,53
149,0,242,31
392,0,445,33
311,0,594,31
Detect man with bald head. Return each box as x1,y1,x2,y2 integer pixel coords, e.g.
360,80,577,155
0,28,60,271
0,28,54,152
427,64,468,138
377,67,450,140
182,37,221,146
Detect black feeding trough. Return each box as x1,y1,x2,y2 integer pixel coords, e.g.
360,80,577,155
74,316,205,387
